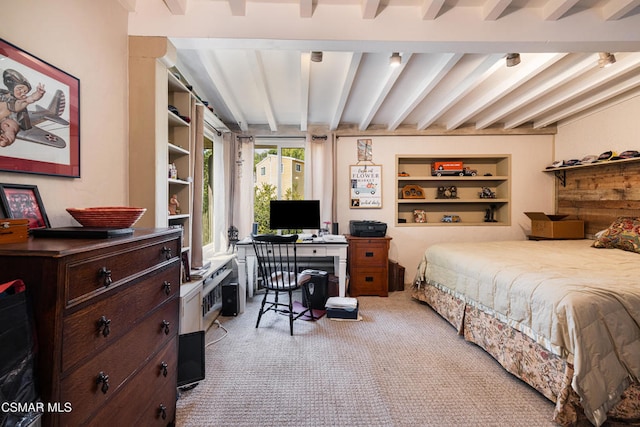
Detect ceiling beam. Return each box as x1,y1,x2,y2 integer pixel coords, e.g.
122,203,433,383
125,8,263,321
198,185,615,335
358,53,412,131
330,52,363,131
197,50,248,131
118,0,137,12
300,52,311,132
416,54,503,130
534,73,640,128
300,0,313,17
476,54,597,129
601,0,640,20
542,0,580,20
504,52,640,129
461,53,567,130
163,0,188,14
227,0,246,16
246,51,277,132
421,0,445,19
482,0,512,20
361,0,380,19
336,123,556,137
557,86,640,127
388,53,461,131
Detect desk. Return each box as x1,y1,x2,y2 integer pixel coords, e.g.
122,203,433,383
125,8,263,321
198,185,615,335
236,238,349,298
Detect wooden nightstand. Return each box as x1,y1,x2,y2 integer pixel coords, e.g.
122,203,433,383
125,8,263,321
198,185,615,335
346,235,392,297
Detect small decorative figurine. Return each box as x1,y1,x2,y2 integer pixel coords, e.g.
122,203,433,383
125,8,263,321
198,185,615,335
413,209,427,223
169,194,180,215
479,187,496,199
437,186,458,199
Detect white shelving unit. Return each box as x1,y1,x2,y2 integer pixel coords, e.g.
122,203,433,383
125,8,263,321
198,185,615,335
179,254,237,334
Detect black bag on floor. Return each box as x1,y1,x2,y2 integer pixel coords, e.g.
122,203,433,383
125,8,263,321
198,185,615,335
0,279,39,427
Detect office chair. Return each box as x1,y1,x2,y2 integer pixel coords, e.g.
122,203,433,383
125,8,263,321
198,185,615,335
252,234,318,335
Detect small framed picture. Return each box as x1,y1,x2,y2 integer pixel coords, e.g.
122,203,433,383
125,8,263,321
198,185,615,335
0,183,50,229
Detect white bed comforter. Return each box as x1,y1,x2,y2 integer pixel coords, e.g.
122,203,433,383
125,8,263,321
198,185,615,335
415,239,640,426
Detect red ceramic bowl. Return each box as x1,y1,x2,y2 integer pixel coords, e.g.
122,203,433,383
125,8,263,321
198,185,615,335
66,207,147,228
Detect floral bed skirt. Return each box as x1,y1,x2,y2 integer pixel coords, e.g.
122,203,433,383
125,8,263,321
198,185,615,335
411,282,640,426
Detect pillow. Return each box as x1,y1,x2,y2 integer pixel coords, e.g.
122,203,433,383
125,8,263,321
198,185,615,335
592,216,640,253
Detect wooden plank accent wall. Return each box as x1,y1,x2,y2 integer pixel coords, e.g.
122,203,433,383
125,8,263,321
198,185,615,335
556,159,640,236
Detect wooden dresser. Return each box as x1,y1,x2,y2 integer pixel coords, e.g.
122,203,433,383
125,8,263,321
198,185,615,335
346,235,392,297
0,228,182,427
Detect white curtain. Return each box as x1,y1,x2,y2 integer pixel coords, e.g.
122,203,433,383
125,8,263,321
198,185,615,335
305,134,335,225
212,131,230,254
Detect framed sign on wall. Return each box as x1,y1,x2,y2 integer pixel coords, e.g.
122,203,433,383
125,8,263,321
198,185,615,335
349,164,382,209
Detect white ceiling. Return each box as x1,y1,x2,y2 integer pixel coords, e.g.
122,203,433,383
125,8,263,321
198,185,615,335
124,0,640,134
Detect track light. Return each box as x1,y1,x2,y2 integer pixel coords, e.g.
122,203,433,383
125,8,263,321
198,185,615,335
598,52,616,68
311,51,323,63
389,52,401,67
505,53,521,67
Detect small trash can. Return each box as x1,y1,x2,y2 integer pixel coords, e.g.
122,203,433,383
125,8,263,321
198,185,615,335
300,270,329,310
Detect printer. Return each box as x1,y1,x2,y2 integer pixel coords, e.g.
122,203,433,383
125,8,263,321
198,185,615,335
349,220,387,237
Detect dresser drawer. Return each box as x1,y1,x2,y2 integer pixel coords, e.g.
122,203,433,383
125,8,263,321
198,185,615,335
350,241,388,267
82,337,178,427
66,237,180,306
59,299,179,426
349,268,388,297
62,259,180,372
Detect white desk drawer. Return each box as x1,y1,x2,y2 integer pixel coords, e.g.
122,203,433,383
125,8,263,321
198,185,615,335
297,246,327,257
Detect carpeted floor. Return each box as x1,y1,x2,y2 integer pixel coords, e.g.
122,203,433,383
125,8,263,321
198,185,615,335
175,289,556,426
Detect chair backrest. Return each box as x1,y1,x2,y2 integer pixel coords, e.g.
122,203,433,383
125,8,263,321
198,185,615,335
252,234,300,291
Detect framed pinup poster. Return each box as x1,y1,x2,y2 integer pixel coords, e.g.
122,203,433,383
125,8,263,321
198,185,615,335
350,165,382,209
0,38,80,177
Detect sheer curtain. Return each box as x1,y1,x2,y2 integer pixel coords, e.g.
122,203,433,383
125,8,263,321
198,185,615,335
305,134,335,226
211,131,230,254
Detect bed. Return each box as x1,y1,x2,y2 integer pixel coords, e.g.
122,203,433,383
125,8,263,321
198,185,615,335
412,225,640,426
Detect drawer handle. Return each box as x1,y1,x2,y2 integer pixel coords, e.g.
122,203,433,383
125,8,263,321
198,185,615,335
96,371,110,394
160,361,168,377
365,276,374,282
97,316,111,337
162,281,171,296
161,246,172,260
161,320,171,335
158,404,167,420
99,267,112,287
365,252,374,257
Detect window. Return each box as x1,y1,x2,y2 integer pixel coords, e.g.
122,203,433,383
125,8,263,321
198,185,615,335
253,138,306,234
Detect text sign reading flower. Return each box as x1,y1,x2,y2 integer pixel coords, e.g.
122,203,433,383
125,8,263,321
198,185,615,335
350,165,382,209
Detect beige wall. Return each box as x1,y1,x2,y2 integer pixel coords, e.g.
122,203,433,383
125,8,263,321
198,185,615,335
1,0,129,227
335,135,555,275
555,95,640,162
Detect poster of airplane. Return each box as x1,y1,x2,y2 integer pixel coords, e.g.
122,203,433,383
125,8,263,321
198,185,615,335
0,38,79,177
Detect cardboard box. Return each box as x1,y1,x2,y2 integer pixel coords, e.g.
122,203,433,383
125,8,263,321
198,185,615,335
0,219,29,244
524,212,584,239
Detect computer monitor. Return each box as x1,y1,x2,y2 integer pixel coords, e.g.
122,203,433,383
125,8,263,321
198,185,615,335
269,200,321,230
